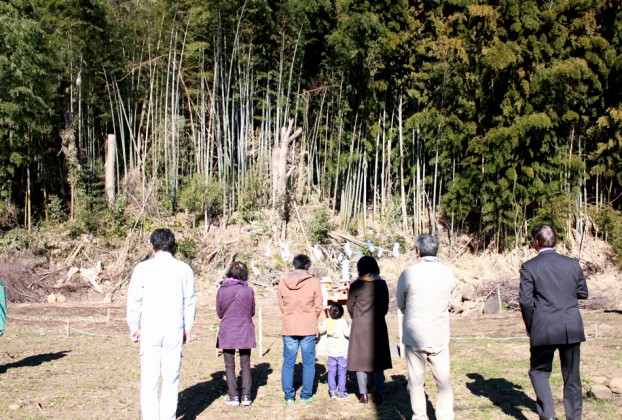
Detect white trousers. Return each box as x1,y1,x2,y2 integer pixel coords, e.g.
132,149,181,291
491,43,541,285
140,331,183,420
405,344,454,420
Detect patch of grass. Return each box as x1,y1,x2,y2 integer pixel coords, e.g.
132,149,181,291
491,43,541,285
1,305,620,419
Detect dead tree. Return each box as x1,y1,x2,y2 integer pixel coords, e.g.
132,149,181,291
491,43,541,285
60,126,80,221
272,119,303,239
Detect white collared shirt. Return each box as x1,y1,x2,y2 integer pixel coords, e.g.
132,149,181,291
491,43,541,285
538,247,554,253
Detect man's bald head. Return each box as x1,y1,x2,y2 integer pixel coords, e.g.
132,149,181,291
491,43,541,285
531,224,557,248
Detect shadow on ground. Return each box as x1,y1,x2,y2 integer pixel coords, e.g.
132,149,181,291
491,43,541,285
604,310,622,315
290,362,326,396
0,350,70,373
466,372,536,420
177,362,272,419
377,374,437,419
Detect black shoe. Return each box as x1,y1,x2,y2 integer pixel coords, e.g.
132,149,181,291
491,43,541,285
241,394,252,406
359,393,369,404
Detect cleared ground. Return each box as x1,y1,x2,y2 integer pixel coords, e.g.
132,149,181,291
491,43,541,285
1,291,621,419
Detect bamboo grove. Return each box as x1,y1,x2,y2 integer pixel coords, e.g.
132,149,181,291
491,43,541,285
1,0,622,251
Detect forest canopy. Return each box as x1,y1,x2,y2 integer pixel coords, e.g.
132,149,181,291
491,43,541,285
1,0,622,253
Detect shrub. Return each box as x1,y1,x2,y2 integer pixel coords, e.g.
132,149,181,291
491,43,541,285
0,201,18,229
386,234,407,254
179,175,205,216
175,237,197,261
71,188,106,234
347,220,359,236
532,193,574,244
308,208,332,244
45,194,66,223
588,204,622,266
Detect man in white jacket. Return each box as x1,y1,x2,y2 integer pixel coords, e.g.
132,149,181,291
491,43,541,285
127,228,196,420
397,234,456,420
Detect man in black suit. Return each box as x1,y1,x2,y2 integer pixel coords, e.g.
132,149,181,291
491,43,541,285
519,224,588,420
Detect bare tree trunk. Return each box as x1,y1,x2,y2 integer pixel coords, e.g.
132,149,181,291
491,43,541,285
373,115,380,226
398,95,408,234
60,125,79,221
431,123,441,235
271,119,303,240
105,134,117,206
26,167,31,234
272,119,303,204
331,81,344,212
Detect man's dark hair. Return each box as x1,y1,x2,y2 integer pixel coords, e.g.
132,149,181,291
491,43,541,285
531,224,557,248
292,254,312,270
225,261,248,281
150,228,175,253
416,234,439,257
329,303,344,320
357,256,380,276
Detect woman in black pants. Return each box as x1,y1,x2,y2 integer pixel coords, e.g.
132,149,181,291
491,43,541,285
216,261,257,406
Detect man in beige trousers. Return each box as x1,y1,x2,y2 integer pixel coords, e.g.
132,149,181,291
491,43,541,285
397,234,456,420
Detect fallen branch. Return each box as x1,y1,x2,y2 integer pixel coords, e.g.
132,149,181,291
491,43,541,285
205,247,221,264
59,327,115,338
450,237,473,263
249,279,272,288
220,252,237,280
327,232,367,248
327,231,409,259
83,275,104,294
64,235,93,266
38,266,69,282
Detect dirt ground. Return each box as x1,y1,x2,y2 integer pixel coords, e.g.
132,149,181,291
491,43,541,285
1,287,621,420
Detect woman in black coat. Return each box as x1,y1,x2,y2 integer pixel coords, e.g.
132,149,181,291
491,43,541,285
347,256,392,404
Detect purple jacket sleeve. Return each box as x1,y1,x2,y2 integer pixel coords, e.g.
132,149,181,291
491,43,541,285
216,287,225,319
250,287,256,316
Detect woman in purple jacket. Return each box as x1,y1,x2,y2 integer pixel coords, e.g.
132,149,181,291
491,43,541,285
216,261,257,406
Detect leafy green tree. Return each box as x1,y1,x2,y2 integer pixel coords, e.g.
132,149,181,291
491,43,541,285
0,0,55,205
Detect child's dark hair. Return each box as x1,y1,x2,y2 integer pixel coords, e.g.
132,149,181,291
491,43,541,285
292,254,312,270
329,303,344,319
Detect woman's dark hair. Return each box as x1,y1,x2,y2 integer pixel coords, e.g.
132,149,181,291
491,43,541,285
531,224,557,248
329,303,344,320
357,256,380,276
150,228,175,253
226,261,248,281
292,254,312,270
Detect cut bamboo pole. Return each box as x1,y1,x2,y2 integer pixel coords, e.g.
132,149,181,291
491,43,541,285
105,134,117,206
398,94,408,234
